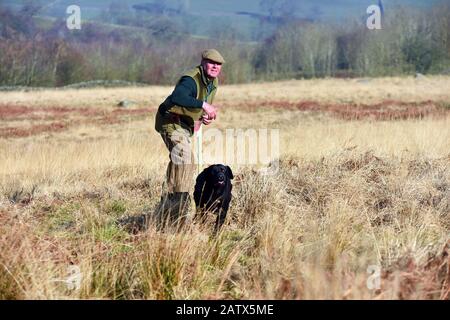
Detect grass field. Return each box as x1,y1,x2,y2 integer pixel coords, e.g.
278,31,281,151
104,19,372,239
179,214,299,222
0,76,449,299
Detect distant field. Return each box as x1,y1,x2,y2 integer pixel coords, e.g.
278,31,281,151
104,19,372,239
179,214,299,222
1,0,261,23
1,0,445,23
0,76,449,299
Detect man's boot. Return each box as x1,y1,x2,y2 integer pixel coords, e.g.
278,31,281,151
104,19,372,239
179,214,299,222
155,192,191,229
169,192,191,228
154,193,172,228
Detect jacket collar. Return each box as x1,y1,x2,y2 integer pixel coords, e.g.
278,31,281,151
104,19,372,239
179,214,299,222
199,65,213,87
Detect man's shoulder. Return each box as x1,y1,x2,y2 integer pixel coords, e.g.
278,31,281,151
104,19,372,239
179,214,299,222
177,76,197,91
183,66,201,79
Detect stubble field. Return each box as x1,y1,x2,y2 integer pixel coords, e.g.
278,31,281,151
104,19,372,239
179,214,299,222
0,76,449,299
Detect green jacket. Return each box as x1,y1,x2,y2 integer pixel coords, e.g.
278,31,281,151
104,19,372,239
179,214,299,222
155,66,218,136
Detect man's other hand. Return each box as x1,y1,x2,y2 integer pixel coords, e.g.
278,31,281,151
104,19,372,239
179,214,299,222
194,120,202,132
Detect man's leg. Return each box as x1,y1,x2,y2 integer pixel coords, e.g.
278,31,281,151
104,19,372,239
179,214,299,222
156,127,196,228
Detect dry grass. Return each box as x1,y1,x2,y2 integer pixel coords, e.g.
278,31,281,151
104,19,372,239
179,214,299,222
1,76,450,108
0,76,449,300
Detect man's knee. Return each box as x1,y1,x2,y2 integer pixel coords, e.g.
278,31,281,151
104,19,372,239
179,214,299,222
169,135,194,166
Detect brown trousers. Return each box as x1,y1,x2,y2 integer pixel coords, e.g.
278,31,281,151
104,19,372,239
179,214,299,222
160,128,197,194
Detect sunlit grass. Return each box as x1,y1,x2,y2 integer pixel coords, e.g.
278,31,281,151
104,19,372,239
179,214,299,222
0,78,449,299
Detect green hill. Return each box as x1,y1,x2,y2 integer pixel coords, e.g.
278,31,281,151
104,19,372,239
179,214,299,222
1,0,445,42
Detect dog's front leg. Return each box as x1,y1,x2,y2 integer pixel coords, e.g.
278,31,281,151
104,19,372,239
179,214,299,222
214,205,228,233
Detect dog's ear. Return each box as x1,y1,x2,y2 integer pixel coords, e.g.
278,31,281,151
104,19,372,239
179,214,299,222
226,166,234,179
196,167,209,185
196,166,214,185
194,167,208,203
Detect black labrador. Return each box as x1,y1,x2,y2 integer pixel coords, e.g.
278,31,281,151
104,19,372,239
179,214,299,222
194,164,233,232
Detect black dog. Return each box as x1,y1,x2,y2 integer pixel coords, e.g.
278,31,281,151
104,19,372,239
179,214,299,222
194,164,233,232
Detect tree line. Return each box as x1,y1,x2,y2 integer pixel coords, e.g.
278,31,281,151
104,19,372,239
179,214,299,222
0,2,449,87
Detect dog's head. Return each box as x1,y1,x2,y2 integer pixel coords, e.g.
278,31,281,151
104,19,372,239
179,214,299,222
204,164,234,187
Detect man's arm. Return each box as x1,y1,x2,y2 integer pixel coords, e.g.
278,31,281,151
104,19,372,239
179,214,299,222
170,76,203,108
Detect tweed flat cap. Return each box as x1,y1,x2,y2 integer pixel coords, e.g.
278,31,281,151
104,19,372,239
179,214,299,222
201,49,225,64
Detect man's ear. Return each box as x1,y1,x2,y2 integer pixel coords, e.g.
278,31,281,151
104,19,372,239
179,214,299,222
226,166,234,179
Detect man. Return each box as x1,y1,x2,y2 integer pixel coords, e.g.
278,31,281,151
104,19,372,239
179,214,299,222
154,49,225,227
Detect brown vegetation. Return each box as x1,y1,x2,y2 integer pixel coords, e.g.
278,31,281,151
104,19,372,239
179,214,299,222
0,104,154,138
0,152,448,299
0,79,449,299
229,100,448,121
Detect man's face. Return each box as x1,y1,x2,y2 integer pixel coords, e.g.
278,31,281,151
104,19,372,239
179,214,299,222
202,59,222,79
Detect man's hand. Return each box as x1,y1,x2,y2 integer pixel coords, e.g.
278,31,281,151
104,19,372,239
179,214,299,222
194,114,213,132
202,102,217,120
202,114,213,125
